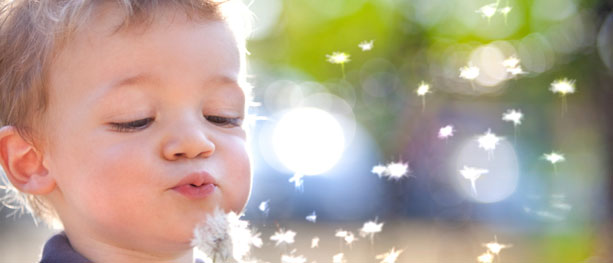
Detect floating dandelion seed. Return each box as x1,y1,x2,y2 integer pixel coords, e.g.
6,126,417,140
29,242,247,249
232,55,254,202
550,78,576,114
499,6,512,24
289,173,305,190
305,211,317,223
550,78,576,95
503,56,526,77
502,109,523,126
460,166,489,195
250,231,263,249
333,253,347,263
460,63,480,80
543,152,565,175
483,236,512,257
478,129,503,157
270,229,296,246
311,237,320,248
376,247,403,263
506,66,526,76
438,125,455,140
476,2,499,22
416,81,431,112
335,229,348,238
258,200,270,215
477,251,495,263
503,109,523,142
281,253,307,263
502,56,520,68
358,40,374,51
544,152,565,164
360,219,384,244
373,161,410,180
343,231,358,247
460,62,480,90
326,52,351,79
371,164,387,177
385,161,410,180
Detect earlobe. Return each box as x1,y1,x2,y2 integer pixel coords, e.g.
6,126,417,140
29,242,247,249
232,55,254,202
0,126,55,195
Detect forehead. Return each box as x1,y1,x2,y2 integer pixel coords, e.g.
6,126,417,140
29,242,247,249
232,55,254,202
47,3,241,105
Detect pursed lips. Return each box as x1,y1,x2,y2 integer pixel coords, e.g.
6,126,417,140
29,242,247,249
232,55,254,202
171,171,217,200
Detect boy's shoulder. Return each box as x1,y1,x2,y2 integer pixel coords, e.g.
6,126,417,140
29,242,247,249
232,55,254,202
40,232,90,263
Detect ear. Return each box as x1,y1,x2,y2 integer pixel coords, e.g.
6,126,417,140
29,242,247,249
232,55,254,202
0,126,55,195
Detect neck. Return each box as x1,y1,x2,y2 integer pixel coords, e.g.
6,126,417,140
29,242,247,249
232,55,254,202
63,228,194,263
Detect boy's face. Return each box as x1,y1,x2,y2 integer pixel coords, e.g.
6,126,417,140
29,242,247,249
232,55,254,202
40,7,251,254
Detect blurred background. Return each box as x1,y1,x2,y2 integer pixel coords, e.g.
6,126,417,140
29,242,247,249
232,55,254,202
2,0,612,262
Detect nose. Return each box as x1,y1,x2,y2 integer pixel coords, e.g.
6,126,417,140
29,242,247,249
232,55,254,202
161,122,215,161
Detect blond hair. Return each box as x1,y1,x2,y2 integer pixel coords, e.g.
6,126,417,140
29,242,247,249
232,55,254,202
0,0,252,226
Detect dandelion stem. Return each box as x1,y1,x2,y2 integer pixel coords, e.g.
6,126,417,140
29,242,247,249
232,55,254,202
561,96,567,116
421,96,426,113
341,63,346,80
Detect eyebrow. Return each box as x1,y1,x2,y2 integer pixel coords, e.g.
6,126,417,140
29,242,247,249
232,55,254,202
110,73,239,89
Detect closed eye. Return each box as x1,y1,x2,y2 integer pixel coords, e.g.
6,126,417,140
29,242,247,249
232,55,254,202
205,115,242,127
109,117,154,132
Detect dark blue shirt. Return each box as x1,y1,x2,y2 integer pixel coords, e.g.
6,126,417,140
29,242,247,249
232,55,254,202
40,232,90,263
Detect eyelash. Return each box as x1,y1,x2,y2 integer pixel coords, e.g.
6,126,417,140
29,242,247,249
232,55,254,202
109,116,242,132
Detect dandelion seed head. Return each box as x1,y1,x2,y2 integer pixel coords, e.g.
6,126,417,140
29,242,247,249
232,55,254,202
376,247,403,263
477,251,494,263
416,81,431,96
476,3,498,19
544,152,565,164
478,129,503,152
333,253,346,263
191,208,233,262
358,40,374,51
438,125,455,139
326,52,351,64
270,229,296,246
502,109,523,126
311,237,320,248
550,78,576,95
460,63,480,80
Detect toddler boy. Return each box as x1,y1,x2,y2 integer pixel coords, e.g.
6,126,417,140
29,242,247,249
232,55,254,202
0,0,253,262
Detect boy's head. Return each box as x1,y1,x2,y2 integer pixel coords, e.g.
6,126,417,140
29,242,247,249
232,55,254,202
0,0,253,259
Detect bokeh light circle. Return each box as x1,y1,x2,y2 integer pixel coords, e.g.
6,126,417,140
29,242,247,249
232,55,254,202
272,107,345,175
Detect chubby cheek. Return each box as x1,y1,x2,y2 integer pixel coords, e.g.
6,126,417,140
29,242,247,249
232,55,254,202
221,138,252,213
62,140,157,225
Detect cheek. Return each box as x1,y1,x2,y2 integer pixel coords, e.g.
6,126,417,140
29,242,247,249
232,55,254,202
53,137,157,218
223,138,252,212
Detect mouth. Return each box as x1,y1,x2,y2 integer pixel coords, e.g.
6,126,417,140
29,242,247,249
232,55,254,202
171,172,217,200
